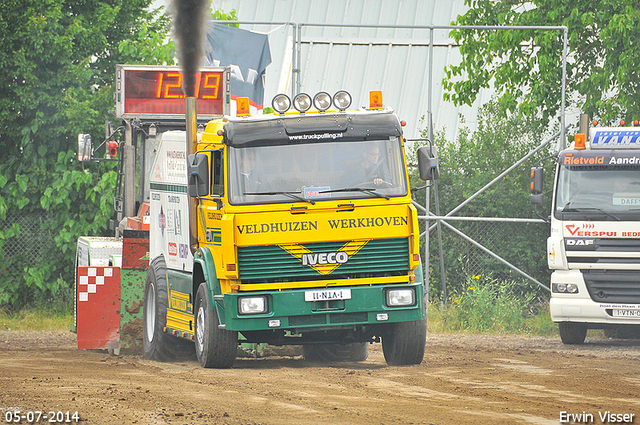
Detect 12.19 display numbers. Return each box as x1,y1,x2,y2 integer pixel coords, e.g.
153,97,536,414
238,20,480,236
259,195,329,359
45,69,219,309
122,69,225,117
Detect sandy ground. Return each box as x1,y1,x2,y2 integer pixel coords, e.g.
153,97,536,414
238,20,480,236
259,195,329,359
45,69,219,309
1,330,639,425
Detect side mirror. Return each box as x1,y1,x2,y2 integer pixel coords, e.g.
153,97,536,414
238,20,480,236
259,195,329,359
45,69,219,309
417,144,439,181
530,167,544,205
188,153,209,197
77,134,92,162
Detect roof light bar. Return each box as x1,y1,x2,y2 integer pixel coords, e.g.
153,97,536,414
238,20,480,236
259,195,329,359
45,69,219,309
313,92,332,112
272,94,291,114
333,91,352,111
293,93,312,113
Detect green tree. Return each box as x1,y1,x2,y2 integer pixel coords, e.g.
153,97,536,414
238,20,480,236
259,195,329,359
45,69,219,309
443,0,640,125
0,0,170,309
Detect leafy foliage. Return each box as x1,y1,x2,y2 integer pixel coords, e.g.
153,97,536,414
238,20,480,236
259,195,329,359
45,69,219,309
427,275,556,335
0,0,168,310
444,0,640,124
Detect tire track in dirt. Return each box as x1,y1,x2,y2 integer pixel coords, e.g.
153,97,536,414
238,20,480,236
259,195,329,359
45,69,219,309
1,331,639,424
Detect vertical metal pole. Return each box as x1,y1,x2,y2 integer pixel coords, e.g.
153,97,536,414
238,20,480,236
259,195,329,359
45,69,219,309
296,24,302,95
579,113,589,138
291,23,297,96
433,180,447,304
428,26,434,142
560,27,568,150
425,184,430,310
123,120,136,219
186,96,199,254
140,135,146,204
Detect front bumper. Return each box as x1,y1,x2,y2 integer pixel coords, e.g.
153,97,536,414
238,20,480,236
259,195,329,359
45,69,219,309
550,270,640,324
216,282,425,332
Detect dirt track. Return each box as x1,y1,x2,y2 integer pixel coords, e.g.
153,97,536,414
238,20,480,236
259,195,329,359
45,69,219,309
1,331,639,425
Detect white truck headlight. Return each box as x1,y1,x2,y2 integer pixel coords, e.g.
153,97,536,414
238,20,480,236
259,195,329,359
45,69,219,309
386,288,416,307
552,283,579,294
238,296,268,315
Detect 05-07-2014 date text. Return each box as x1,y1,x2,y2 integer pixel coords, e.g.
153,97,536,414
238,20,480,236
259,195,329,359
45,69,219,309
4,411,80,424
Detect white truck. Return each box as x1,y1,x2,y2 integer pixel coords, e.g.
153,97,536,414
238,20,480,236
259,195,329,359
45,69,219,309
531,120,640,344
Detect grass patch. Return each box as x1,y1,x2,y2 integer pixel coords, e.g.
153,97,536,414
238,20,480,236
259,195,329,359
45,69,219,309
2,276,558,336
427,276,557,336
0,308,74,331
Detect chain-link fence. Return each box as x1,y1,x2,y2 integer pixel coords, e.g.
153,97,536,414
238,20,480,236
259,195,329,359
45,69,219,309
0,209,64,268
421,217,551,300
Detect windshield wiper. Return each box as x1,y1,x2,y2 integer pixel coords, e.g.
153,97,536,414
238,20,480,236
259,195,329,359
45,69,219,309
244,190,315,205
562,205,621,221
319,187,390,200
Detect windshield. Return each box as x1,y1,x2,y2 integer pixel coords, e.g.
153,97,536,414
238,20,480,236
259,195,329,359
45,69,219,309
228,138,408,205
555,152,640,221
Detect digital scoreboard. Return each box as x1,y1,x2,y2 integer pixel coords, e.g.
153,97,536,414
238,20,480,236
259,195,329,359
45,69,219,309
115,65,230,119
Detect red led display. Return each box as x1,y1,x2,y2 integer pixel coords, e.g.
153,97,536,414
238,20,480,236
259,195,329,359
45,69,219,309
123,70,225,116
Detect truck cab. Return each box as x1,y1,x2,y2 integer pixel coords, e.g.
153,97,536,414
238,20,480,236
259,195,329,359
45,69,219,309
144,91,428,367
537,125,640,343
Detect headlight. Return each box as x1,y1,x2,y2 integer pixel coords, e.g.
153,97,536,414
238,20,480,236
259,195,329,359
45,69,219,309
272,94,291,114
238,296,268,315
386,288,416,307
552,283,579,294
293,93,312,113
332,90,352,111
313,92,332,112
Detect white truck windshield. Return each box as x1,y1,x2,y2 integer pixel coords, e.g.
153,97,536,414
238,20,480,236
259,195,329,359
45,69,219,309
228,138,408,205
555,161,640,220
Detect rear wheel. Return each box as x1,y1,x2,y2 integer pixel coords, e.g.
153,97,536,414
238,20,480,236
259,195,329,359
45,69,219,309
382,319,426,366
143,257,194,361
303,343,369,362
194,283,238,368
558,322,587,344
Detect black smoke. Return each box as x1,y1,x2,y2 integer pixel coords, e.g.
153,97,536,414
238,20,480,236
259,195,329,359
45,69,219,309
170,0,210,97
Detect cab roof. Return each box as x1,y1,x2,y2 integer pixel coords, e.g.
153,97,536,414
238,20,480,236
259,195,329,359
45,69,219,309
221,109,403,147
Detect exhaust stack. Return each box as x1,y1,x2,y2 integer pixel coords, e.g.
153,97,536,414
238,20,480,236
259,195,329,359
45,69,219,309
171,0,210,253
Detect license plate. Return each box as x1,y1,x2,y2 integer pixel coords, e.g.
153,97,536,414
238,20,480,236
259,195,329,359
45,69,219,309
612,309,640,317
305,289,351,302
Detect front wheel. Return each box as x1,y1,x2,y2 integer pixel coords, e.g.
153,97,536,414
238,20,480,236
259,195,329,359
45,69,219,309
382,319,427,366
194,283,238,368
558,322,587,345
143,257,194,361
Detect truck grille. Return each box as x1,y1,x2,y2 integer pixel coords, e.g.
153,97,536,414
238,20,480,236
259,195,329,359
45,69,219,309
583,270,640,304
237,237,409,283
566,238,640,265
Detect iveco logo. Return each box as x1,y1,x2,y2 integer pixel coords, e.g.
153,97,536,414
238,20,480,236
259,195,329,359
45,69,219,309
301,251,349,266
566,239,594,246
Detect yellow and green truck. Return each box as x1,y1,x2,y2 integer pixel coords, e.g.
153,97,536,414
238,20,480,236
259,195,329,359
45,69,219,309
144,90,429,367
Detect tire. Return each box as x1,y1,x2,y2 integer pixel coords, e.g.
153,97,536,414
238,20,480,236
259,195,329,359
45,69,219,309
194,282,238,368
303,343,369,362
558,322,587,344
143,257,195,361
382,319,427,366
